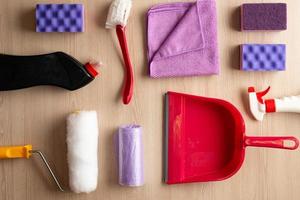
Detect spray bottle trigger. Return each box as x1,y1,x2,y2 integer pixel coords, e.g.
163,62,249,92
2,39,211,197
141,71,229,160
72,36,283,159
256,86,271,104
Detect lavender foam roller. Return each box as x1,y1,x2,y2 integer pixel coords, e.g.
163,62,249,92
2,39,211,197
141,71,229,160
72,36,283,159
117,125,144,186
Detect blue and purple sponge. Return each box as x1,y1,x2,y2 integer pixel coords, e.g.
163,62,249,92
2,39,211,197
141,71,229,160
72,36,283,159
36,4,84,32
240,44,286,71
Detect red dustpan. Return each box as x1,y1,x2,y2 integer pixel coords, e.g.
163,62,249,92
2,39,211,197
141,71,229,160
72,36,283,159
165,92,299,184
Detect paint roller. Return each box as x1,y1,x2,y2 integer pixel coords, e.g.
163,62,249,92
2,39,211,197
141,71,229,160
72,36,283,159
0,110,99,193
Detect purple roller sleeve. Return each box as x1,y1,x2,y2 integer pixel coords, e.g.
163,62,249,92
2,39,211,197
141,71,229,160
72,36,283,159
36,4,84,32
117,125,144,187
240,44,286,71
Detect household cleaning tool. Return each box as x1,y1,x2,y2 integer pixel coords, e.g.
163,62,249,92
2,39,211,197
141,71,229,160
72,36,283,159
248,86,300,121
147,0,219,78
165,91,298,184
240,44,286,71
36,4,85,32
241,3,287,31
106,0,134,105
0,52,99,91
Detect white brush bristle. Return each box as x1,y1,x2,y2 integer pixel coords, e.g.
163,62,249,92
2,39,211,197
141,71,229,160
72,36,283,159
106,0,132,29
67,111,99,193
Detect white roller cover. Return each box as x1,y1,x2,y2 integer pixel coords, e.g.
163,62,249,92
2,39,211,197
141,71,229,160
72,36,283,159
66,111,99,193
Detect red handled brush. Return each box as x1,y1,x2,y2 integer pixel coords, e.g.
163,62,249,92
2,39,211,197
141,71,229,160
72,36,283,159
106,0,134,105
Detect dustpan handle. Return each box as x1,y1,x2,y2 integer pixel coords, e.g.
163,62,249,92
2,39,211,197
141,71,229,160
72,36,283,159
244,136,299,150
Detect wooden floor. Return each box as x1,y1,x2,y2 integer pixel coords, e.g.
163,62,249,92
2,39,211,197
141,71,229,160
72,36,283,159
1,0,300,199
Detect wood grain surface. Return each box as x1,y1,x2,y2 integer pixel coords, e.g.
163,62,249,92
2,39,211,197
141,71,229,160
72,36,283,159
0,0,300,199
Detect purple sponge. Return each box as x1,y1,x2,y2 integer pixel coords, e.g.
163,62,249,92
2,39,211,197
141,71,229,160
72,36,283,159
241,3,287,31
240,44,286,71
36,4,84,32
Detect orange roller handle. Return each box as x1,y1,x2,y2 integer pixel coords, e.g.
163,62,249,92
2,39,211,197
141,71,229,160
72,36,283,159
0,145,32,159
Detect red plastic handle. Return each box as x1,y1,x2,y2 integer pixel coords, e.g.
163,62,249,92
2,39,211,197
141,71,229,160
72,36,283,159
244,136,299,150
116,25,134,105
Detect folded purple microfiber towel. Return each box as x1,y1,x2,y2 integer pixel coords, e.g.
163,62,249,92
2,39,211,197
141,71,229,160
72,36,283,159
147,0,219,78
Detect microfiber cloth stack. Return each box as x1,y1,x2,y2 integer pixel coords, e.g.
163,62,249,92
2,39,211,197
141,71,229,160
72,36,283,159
147,0,219,78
